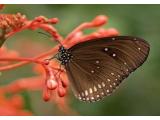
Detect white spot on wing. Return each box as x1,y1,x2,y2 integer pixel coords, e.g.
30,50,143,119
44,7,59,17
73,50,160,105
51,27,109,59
89,88,93,94
91,70,94,73
101,92,104,95
96,60,100,64
94,86,97,92
107,89,110,93
111,73,114,75
104,48,108,51
91,97,94,100
102,82,105,87
98,84,102,88
112,53,116,57
113,82,116,86
85,90,88,96
107,79,111,82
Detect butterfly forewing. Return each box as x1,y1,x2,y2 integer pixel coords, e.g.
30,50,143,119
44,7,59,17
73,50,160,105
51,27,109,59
65,36,150,102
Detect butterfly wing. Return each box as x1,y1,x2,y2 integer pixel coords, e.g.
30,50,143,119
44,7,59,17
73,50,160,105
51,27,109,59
65,36,150,102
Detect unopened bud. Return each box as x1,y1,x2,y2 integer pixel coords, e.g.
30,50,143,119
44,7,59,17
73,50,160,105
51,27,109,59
43,88,51,102
61,80,68,88
47,79,58,90
44,59,50,65
92,15,108,27
58,87,66,97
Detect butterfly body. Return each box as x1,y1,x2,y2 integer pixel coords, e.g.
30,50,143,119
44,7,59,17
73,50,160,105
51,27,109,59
57,46,72,65
57,36,150,103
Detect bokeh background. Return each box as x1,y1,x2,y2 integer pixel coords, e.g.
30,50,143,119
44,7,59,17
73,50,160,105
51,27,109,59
0,4,159,115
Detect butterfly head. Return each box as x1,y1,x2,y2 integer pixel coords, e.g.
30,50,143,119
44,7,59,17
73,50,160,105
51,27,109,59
58,46,66,53
58,46,72,65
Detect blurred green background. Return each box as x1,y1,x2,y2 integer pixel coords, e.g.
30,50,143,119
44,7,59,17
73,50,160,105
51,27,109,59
0,4,159,115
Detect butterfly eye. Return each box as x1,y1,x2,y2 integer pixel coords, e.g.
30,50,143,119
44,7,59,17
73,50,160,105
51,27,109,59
58,46,65,52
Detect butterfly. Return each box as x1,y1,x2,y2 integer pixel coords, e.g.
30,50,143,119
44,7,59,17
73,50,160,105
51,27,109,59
56,36,150,102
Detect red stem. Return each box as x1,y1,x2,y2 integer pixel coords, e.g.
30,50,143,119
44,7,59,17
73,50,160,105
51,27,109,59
0,57,45,65
0,45,59,71
0,57,50,89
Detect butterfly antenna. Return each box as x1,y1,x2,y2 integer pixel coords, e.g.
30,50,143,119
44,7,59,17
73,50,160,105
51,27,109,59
38,31,51,38
38,32,63,46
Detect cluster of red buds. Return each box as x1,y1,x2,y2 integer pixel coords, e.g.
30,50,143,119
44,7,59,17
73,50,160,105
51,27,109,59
0,5,119,115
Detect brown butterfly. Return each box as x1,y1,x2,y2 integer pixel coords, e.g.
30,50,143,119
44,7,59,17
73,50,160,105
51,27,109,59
56,36,150,102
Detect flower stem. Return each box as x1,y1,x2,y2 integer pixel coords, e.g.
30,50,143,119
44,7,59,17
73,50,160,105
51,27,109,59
0,30,7,47
0,37,6,47
0,45,59,71
0,57,45,65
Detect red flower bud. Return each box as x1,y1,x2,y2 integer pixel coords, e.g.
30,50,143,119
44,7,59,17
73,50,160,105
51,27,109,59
58,86,66,97
91,15,108,27
46,79,58,90
43,88,51,102
61,79,68,88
